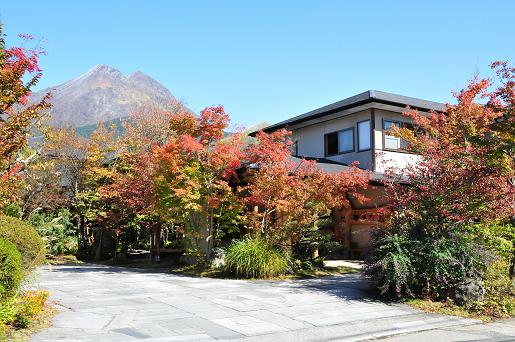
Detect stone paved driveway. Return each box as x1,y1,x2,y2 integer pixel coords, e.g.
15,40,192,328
31,264,476,342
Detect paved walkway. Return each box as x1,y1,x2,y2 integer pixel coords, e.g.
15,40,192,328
32,264,479,342
380,318,515,341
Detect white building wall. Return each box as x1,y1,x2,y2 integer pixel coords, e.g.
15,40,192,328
290,109,374,169
373,109,419,173
286,106,422,172
374,151,420,173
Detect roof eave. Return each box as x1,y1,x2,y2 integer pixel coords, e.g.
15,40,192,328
250,91,445,136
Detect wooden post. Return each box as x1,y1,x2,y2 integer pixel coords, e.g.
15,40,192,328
344,208,353,259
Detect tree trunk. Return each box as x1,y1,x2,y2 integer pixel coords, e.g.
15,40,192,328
121,232,128,260
94,228,103,261
77,215,86,258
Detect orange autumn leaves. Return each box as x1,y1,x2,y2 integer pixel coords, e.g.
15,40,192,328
96,105,369,250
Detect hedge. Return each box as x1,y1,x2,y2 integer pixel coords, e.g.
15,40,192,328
0,238,23,298
0,216,46,269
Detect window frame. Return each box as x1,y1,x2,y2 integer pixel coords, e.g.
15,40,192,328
324,127,355,156
357,119,372,152
291,140,299,156
382,119,413,152
324,132,339,156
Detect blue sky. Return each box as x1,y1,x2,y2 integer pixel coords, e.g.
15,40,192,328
2,1,515,127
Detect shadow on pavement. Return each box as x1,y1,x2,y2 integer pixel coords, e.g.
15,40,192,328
44,263,388,303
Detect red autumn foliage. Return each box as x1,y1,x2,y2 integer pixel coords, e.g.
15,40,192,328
0,28,51,206
386,62,515,228
242,129,369,245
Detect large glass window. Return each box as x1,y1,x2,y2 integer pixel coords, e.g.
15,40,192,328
338,128,354,153
325,128,354,156
357,120,371,151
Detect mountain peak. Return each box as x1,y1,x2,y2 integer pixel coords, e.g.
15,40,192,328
128,70,146,77
30,65,178,127
84,64,124,78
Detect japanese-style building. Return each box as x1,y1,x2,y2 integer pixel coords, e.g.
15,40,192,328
253,90,445,258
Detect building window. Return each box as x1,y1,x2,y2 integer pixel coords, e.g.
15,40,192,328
291,140,299,156
325,132,338,156
338,128,354,153
325,128,354,156
357,120,371,151
383,120,411,150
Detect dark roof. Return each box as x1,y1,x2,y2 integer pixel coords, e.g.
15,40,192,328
289,156,388,183
254,90,445,134
291,155,349,166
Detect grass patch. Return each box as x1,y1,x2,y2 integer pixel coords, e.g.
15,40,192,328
47,255,83,265
285,266,359,279
407,298,492,322
171,263,225,278
1,302,58,342
94,258,175,269
171,263,358,280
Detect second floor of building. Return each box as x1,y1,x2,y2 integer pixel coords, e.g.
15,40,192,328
258,90,445,173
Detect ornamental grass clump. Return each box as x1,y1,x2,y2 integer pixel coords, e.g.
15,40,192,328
224,236,289,278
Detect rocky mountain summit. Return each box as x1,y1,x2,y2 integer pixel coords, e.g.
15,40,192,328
30,65,177,127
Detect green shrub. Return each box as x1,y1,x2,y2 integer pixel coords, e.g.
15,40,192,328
0,296,16,324
319,240,348,260
472,259,515,318
364,232,417,298
0,216,46,269
0,239,23,299
28,209,77,256
301,259,314,271
224,236,289,278
365,227,487,303
419,234,485,301
0,290,50,330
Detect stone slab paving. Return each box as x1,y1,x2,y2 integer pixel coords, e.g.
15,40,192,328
378,318,515,342
31,264,477,342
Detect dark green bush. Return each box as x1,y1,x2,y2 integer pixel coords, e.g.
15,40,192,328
0,238,23,299
319,240,348,260
365,227,487,302
0,216,46,269
419,234,485,300
364,232,417,298
224,236,289,278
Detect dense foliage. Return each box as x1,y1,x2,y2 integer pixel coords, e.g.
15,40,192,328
152,106,245,256
366,62,515,317
224,236,289,278
0,238,23,299
0,23,51,210
0,26,55,338
0,289,49,333
28,209,77,256
366,229,485,302
242,129,369,249
0,216,45,269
